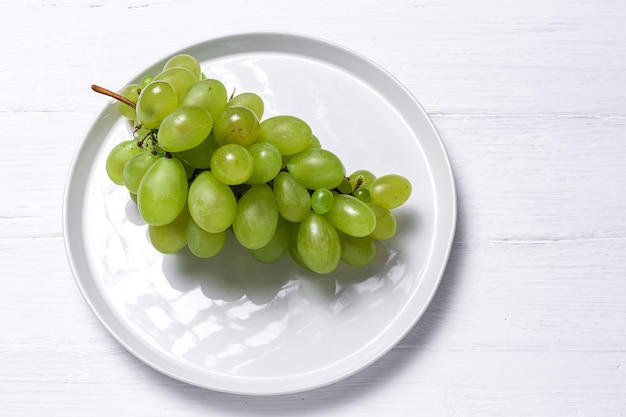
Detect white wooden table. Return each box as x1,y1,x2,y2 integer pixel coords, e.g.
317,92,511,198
2,0,625,415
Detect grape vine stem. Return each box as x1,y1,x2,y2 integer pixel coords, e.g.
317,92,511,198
91,84,137,109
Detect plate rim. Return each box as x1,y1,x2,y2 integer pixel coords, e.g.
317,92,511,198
63,31,457,395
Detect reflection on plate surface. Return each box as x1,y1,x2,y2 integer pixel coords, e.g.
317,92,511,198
64,32,456,395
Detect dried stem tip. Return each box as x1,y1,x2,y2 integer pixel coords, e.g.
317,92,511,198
91,84,137,109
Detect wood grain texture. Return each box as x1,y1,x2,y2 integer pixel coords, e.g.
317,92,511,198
1,0,625,415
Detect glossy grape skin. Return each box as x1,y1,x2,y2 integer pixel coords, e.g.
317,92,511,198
105,140,143,186
369,174,412,209
123,150,159,194
297,212,341,274
311,188,333,214
287,148,346,190
137,157,188,226
117,84,141,120
210,144,254,185
174,134,219,169
157,106,213,152
136,81,178,129
232,184,279,250
273,171,311,223
258,115,312,155
148,206,189,254
250,216,290,263
339,233,376,267
227,92,264,120
179,79,228,119
353,187,371,203
153,67,198,98
368,204,397,240
212,106,260,147
245,142,282,185
163,54,202,79
186,217,226,258
187,171,237,233
325,194,377,237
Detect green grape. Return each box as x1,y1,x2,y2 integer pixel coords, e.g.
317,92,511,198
116,84,141,120
188,171,236,233
227,92,264,120
186,217,226,258
179,79,228,119
209,144,253,185
153,67,198,98
369,174,412,209
325,194,377,237
250,216,290,263
339,233,376,267
286,148,346,190
287,220,311,271
258,115,312,155
180,159,196,180
349,169,376,190
309,134,321,149
136,81,178,129
280,133,320,167
133,120,152,143
232,184,278,250
245,142,282,185
273,171,311,222
281,136,321,168
97,52,414,274
212,106,259,147
175,134,219,169
148,206,189,254
105,140,143,185
137,157,188,226
123,150,160,194
311,188,333,214
281,154,294,169
163,54,202,80
157,106,213,152
353,187,370,203
140,75,154,88
335,177,353,194
368,204,397,240
297,212,341,274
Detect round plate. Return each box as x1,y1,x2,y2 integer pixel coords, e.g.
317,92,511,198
63,32,456,395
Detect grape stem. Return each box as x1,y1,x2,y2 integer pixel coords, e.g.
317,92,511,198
91,84,137,109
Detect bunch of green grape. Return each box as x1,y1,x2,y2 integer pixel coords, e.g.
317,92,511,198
103,53,412,274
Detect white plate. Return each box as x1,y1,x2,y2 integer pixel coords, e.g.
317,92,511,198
63,32,456,395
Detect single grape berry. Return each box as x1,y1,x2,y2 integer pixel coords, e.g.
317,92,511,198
311,188,333,214
353,187,370,203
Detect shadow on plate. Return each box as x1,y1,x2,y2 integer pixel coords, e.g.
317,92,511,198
139,206,465,412
161,209,420,306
